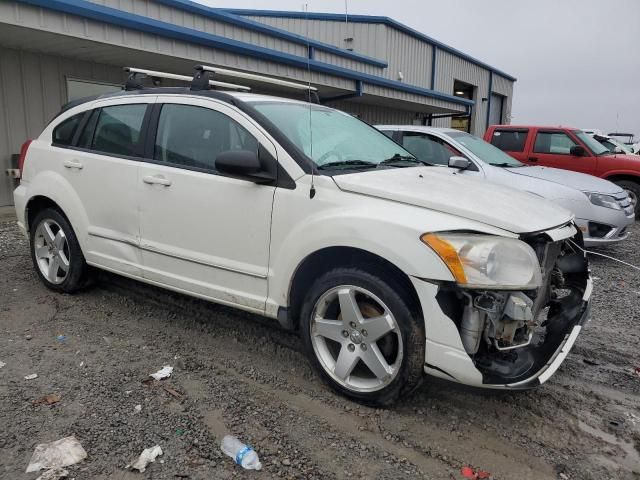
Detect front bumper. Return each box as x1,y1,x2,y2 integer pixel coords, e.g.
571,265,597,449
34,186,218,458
414,275,592,390
574,205,634,247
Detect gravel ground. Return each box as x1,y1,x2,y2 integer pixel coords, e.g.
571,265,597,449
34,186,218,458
1,217,639,480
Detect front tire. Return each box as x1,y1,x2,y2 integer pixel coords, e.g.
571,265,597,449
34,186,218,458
300,267,425,406
29,208,88,292
614,180,640,217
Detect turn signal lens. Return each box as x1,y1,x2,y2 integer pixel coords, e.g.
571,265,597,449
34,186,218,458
420,233,467,283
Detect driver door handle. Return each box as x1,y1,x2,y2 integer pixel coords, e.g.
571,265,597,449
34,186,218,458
142,174,172,187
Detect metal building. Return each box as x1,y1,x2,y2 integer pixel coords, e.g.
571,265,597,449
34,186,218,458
0,0,516,206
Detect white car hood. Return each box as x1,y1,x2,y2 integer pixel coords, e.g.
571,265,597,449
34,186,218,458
505,166,622,194
332,167,573,234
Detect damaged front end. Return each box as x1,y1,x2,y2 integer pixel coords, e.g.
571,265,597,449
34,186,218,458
433,225,591,387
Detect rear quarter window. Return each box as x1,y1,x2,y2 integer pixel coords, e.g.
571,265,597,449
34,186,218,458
490,129,527,152
52,113,84,146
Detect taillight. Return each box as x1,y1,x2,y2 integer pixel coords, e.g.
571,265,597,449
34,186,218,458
18,139,32,175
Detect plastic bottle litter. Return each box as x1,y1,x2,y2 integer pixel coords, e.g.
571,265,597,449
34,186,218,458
220,435,262,470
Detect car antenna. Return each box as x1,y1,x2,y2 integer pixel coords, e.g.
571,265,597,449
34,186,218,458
304,2,316,199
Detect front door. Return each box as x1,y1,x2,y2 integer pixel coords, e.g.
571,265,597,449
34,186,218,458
138,96,277,313
529,130,597,175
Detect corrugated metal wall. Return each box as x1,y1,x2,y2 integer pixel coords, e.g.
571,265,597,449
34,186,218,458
329,100,418,125
491,74,514,123
0,46,126,206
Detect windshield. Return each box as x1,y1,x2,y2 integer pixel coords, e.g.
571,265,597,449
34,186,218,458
251,101,415,169
574,130,609,155
448,131,524,167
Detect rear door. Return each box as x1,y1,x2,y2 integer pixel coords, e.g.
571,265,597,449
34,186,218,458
58,97,154,275
529,129,597,174
486,127,529,163
137,95,277,313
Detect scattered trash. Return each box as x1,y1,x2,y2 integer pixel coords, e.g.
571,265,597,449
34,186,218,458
583,358,600,366
125,390,133,395
0,361,5,369
129,445,163,472
150,366,173,381
221,435,262,470
25,334,33,340
633,367,640,378
162,384,183,399
26,436,87,473
175,428,185,436
33,394,62,406
134,404,142,414
35,467,68,480
79,362,84,368
25,374,38,380
102,336,111,345
460,466,490,479
608,418,625,431
56,335,66,342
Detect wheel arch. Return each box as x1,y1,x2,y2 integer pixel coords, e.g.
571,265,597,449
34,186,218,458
25,195,67,231
286,246,422,331
602,172,640,184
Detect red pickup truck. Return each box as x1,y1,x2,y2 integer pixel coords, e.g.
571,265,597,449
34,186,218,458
484,125,640,215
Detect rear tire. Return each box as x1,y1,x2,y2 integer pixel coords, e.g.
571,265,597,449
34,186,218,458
614,180,640,217
300,267,425,407
29,208,88,292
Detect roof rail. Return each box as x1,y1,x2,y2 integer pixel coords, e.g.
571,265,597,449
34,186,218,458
195,65,317,92
123,67,250,91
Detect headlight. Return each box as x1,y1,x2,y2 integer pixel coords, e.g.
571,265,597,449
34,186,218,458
586,192,621,210
421,233,542,289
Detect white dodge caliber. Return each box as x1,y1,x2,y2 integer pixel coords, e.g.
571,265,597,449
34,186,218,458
14,84,592,406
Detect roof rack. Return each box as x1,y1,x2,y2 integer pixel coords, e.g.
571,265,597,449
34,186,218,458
124,67,250,91
123,65,318,95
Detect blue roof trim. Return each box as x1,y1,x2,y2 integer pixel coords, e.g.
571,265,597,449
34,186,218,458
149,0,388,68
16,0,473,107
223,8,517,82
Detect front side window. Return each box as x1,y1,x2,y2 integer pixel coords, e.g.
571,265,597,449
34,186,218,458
490,129,527,152
52,113,83,146
401,133,462,166
154,104,258,172
251,102,414,169
91,104,147,157
533,132,578,155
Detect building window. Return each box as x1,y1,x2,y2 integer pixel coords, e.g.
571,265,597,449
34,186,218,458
66,78,121,102
452,80,474,133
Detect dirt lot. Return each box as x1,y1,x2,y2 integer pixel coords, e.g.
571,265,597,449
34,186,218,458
1,215,639,480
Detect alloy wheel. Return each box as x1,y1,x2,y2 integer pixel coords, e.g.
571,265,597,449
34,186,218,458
310,285,403,393
33,218,70,285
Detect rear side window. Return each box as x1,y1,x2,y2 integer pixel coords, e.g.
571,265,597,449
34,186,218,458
91,104,147,157
490,129,527,152
52,113,83,146
533,132,578,155
154,104,258,173
401,132,462,166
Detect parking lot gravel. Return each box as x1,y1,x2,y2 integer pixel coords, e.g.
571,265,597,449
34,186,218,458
1,216,639,479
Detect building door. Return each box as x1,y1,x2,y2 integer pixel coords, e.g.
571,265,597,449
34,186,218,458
488,93,504,127
452,80,474,133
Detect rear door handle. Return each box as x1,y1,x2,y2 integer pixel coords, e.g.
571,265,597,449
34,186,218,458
142,174,172,187
528,157,538,162
63,160,84,170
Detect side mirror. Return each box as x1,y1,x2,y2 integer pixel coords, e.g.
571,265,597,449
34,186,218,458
448,156,471,170
570,145,585,157
215,150,275,183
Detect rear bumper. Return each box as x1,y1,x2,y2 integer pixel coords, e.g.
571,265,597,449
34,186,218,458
13,184,28,238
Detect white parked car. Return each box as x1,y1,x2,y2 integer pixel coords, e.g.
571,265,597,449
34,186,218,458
13,67,592,405
378,126,634,246
590,133,638,156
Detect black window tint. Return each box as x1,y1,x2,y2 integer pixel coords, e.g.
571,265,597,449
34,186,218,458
77,109,100,149
490,129,527,152
401,133,461,166
154,104,258,172
91,104,146,157
533,132,577,155
52,113,83,146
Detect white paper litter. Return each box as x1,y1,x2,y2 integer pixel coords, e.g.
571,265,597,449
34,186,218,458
150,366,173,380
0,361,5,369
26,436,87,472
129,445,163,472
24,373,38,380
134,404,142,414
35,467,69,480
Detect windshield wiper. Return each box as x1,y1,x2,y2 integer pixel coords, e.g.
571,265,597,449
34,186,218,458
317,160,376,170
378,154,432,167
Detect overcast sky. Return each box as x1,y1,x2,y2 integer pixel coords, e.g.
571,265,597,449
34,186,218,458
201,0,640,137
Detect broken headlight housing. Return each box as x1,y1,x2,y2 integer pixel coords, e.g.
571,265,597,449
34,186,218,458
421,233,542,289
